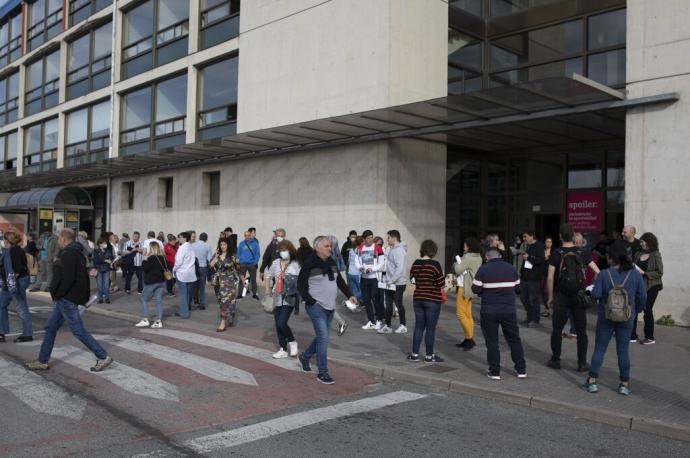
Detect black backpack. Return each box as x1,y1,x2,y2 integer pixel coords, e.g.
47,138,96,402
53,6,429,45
556,249,585,296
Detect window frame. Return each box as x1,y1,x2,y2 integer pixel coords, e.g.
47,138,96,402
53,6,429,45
197,55,238,140
27,0,64,52
67,22,113,100
0,10,23,67
65,100,111,167
0,130,18,171
122,0,190,79
69,0,111,26
23,117,58,175
24,50,60,116
0,72,19,126
199,0,240,50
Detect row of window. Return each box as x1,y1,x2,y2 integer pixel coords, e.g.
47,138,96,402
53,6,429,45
121,171,221,210
0,54,239,173
448,8,627,94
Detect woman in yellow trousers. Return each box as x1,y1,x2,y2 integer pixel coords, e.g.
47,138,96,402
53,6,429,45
453,237,483,351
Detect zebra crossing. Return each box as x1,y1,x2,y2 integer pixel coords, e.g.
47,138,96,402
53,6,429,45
2,327,303,420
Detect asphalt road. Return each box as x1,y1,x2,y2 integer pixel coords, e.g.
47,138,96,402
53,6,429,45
0,306,687,457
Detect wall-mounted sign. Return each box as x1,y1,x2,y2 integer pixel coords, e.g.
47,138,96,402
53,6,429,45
39,209,53,219
566,191,602,232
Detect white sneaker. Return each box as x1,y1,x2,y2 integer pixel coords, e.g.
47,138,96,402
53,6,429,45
377,325,393,334
151,320,163,329
287,341,298,357
135,319,150,328
394,325,408,334
374,320,383,331
344,300,358,312
362,321,377,330
272,348,288,359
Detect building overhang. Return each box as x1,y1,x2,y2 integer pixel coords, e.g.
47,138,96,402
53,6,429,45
1,186,94,210
0,75,678,192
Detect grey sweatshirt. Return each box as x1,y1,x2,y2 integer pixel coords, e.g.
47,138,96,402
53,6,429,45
385,243,408,286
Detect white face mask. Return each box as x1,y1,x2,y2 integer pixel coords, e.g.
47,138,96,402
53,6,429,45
279,250,289,260
101,244,108,249
276,236,284,243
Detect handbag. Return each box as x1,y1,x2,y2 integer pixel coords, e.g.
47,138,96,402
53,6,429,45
155,255,173,281
577,289,595,309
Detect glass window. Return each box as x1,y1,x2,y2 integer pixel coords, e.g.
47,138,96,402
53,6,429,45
25,50,60,114
94,21,112,58
449,29,481,70
449,0,482,17
490,0,559,17
0,73,19,126
568,152,602,189
0,12,23,66
24,119,58,174
200,0,240,49
606,150,624,187
124,87,152,129
69,34,90,71
588,9,626,50
67,22,113,100
588,49,626,87
30,0,46,26
91,100,111,138
156,74,187,122
208,171,220,205
67,108,88,144
490,20,582,70
44,118,59,150
26,124,42,154
158,0,188,29
125,1,154,45
491,58,582,86
198,56,238,138
28,0,63,51
27,60,43,91
1,131,18,171
45,51,60,82
70,0,111,26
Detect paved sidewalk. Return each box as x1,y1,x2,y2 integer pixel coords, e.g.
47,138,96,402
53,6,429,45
25,284,690,442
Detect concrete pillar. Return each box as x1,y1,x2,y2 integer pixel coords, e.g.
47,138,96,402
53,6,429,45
185,65,198,144
16,125,24,176
188,0,200,55
625,0,690,323
59,40,67,104
17,59,26,119
56,111,66,168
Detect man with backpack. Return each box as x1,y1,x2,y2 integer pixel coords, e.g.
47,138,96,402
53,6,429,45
546,224,600,372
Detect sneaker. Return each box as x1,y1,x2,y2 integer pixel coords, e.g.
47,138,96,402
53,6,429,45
167,293,176,298
516,372,527,379
90,356,113,372
374,320,383,331
577,362,590,373
455,339,470,348
317,373,335,385
337,322,348,336
547,359,561,370
424,354,444,363
394,325,407,334
377,325,393,334
629,339,638,343
582,381,599,393
25,360,49,371
150,320,163,329
406,353,420,362
618,383,631,396
287,341,298,357
487,370,501,380
298,353,312,372
640,338,655,345
361,321,377,330
135,319,150,328
13,336,33,343
137,291,142,295
272,348,289,359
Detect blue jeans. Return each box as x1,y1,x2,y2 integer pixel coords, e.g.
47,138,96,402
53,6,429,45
96,270,110,300
176,281,194,318
196,266,208,306
303,303,334,376
141,282,165,321
412,300,441,356
274,304,295,349
361,277,384,323
0,276,33,337
589,311,634,382
38,298,107,364
347,273,362,301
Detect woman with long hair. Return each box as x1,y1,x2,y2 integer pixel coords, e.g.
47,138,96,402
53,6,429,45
265,240,301,358
210,238,243,331
453,237,483,351
632,232,663,344
136,242,167,328
583,241,646,395
541,236,553,318
0,232,32,342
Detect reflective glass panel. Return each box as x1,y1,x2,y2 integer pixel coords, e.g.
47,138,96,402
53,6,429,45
69,33,90,71
588,9,626,50
568,152,602,189
44,118,59,149
67,108,88,144
588,49,625,86
156,74,187,122
30,0,46,26
27,60,43,90
123,86,152,129
91,100,111,138
124,0,154,45
45,51,60,81
200,58,238,109
158,0,189,29
94,22,112,59
26,124,42,154
8,73,17,98
7,132,16,159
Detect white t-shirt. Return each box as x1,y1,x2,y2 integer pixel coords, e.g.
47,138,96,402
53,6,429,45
142,238,164,257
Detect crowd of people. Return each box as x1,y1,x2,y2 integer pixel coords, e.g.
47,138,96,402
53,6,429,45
0,221,663,392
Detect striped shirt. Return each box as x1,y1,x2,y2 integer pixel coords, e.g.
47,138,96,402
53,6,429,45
471,258,520,314
409,259,445,303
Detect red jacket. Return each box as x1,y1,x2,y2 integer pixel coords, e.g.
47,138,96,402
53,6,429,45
164,243,178,269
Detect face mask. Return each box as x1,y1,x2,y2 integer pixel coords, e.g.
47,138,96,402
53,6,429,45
276,237,284,243
279,250,289,260
101,244,107,249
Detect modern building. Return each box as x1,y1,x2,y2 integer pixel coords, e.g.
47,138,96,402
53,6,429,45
0,0,686,322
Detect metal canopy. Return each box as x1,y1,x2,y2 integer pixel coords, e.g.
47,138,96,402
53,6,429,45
3,186,93,209
0,75,678,192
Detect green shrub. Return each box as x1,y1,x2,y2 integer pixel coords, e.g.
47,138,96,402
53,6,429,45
656,315,676,326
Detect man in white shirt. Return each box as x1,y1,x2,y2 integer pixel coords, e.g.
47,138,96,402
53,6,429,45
191,232,213,310
141,230,164,257
173,232,197,319
355,230,385,330
124,231,144,294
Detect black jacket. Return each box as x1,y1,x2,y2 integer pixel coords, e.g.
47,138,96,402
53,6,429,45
1,245,29,278
520,241,546,282
50,242,90,305
142,255,167,284
260,240,279,274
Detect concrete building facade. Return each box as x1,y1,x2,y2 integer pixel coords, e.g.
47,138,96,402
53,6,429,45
0,0,687,322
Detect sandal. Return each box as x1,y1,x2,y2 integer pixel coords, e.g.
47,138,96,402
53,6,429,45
216,320,227,332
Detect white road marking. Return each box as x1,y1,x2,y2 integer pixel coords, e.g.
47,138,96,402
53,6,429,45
140,329,301,372
187,391,425,453
0,355,86,420
96,335,258,386
51,345,180,402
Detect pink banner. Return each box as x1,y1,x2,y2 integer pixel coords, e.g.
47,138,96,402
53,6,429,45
566,191,602,232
